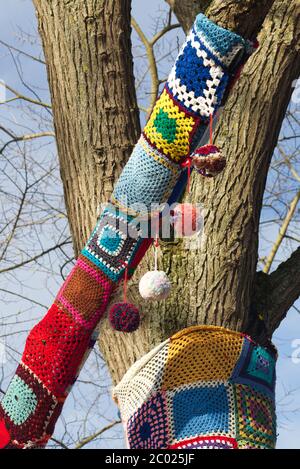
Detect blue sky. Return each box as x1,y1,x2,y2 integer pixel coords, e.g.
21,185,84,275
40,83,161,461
0,0,300,449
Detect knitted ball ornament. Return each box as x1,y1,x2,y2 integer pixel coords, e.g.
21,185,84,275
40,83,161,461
191,144,226,177
139,270,171,301
173,203,203,237
109,302,140,333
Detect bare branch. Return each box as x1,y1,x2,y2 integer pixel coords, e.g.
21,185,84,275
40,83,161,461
166,0,276,36
267,247,300,332
0,38,46,65
0,239,71,274
263,190,300,273
0,129,55,154
131,17,159,115
74,420,121,449
0,82,52,109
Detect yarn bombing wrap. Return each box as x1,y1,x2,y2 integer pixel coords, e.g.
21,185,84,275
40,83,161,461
0,15,251,448
113,326,277,449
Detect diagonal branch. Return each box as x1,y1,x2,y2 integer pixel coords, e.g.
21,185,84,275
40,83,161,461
165,0,276,35
74,420,121,449
266,247,300,333
131,17,180,115
0,128,55,154
0,38,46,65
263,190,300,274
0,82,52,109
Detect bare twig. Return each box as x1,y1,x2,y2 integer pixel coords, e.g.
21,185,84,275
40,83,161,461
74,420,121,449
263,190,300,274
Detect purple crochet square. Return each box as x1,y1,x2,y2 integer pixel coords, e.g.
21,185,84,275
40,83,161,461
127,392,169,449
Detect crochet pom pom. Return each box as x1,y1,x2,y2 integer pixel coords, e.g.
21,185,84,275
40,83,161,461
191,144,226,177
173,203,203,237
139,271,171,301
109,302,140,333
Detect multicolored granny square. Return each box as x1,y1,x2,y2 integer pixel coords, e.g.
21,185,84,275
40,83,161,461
169,435,238,449
168,382,235,442
0,363,61,448
235,384,276,449
114,326,277,450
231,340,276,398
56,255,113,329
167,30,227,117
127,392,169,449
82,205,144,282
143,89,199,162
112,136,180,211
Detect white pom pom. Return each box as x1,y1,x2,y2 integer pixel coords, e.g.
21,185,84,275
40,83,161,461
139,270,171,301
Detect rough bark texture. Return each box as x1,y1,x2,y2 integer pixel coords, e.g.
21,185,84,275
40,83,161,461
253,247,300,338
165,0,276,34
33,0,141,258
33,0,300,385
99,0,300,383
165,0,212,32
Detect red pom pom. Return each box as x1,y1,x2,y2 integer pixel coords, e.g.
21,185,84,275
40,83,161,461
191,144,226,177
109,302,140,333
173,203,203,237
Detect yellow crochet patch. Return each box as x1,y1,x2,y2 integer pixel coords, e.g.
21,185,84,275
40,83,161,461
162,326,244,389
143,89,197,162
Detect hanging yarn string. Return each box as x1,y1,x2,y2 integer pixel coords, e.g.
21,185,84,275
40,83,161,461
173,203,203,237
109,262,140,333
139,224,171,301
191,113,226,178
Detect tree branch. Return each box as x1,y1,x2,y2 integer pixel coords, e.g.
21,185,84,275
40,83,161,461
266,247,300,333
0,129,55,154
263,190,300,274
74,420,121,449
0,38,46,65
131,18,180,115
0,239,71,274
165,0,211,32
165,0,276,35
0,82,51,109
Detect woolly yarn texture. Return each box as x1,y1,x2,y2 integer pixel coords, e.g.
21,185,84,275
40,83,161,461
139,271,171,300
113,325,277,449
0,15,250,448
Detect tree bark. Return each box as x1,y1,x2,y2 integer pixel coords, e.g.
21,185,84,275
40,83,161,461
33,0,300,386
165,0,276,34
33,0,141,258
99,0,300,384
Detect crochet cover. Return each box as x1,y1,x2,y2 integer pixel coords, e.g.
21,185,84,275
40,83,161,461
0,15,251,449
113,326,277,449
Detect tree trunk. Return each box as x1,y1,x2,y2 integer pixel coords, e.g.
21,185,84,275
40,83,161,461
99,0,300,384
33,0,300,388
33,0,141,258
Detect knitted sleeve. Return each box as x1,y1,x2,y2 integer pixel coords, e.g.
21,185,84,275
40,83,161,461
0,14,249,449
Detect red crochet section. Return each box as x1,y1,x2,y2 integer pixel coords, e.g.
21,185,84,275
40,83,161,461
0,420,10,448
22,304,92,397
